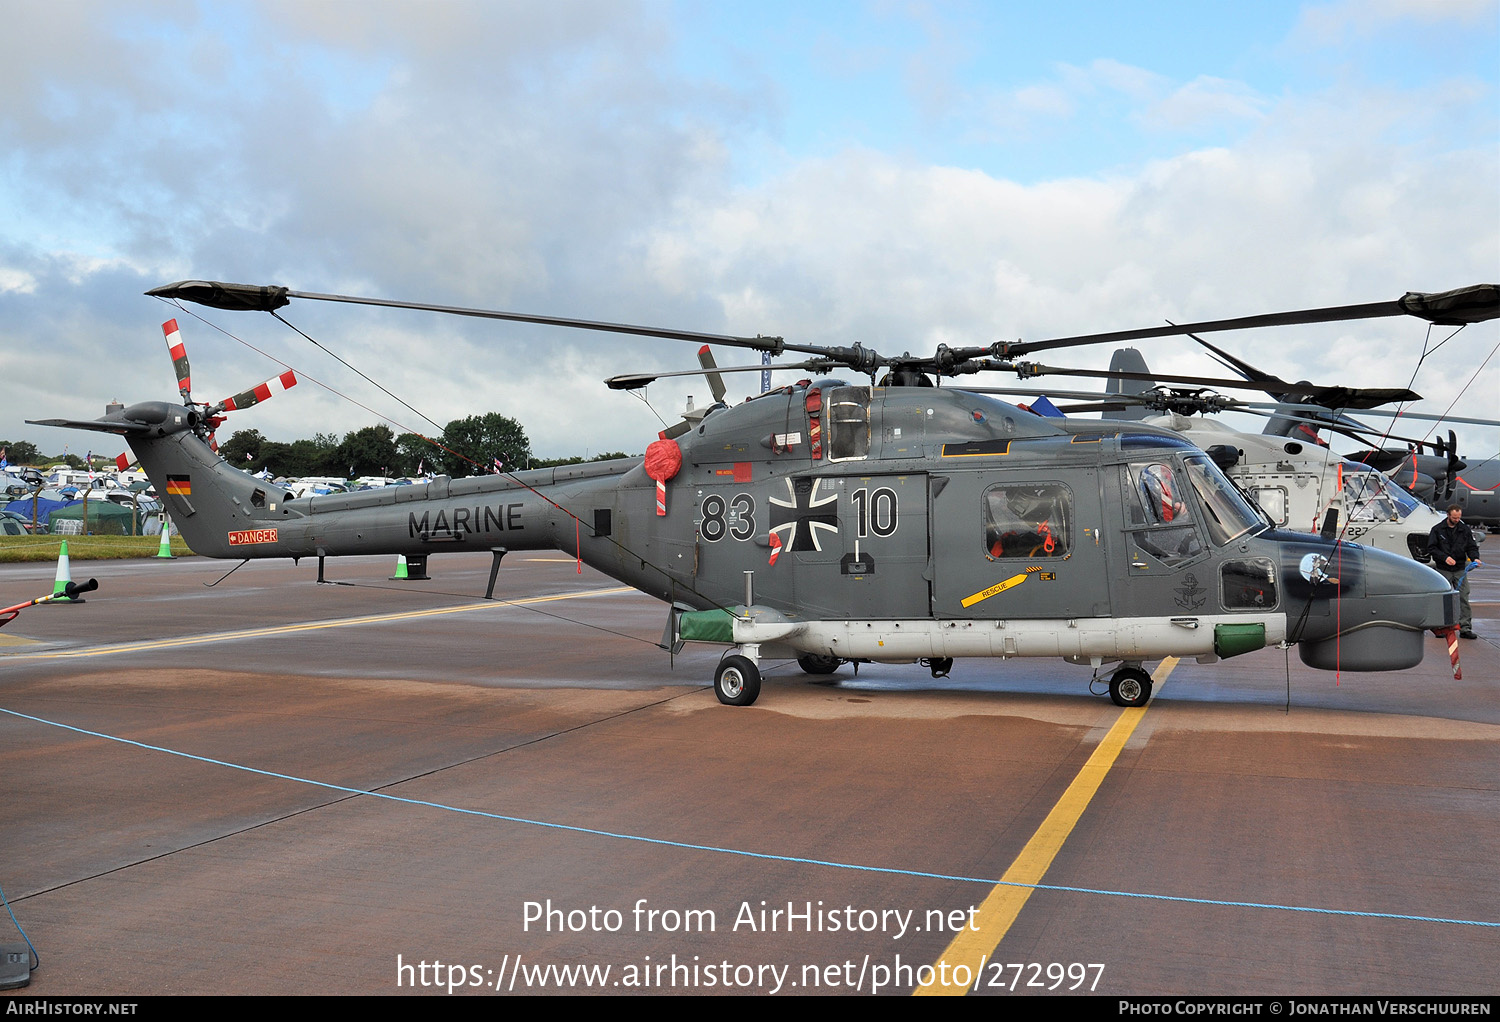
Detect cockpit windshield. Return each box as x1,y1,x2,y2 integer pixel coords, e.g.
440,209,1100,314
1342,467,1418,522
1183,454,1263,545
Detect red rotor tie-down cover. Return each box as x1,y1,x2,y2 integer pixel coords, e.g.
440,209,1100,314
645,438,683,517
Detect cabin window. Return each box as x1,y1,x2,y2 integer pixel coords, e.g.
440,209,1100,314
250,488,266,509
1222,557,1278,610
826,386,871,462
983,483,1071,559
1252,487,1288,526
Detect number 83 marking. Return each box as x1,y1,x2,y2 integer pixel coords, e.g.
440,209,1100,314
700,492,755,542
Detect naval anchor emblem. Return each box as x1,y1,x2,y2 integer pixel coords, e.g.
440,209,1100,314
1174,572,1207,610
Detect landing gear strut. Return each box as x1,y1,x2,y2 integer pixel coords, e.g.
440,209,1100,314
1108,665,1153,708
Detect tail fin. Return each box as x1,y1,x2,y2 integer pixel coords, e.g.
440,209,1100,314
1104,348,1154,420
31,402,299,558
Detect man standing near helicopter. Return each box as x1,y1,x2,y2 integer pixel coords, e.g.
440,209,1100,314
1429,505,1482,639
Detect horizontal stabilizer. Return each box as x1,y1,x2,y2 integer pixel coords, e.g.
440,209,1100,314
26,416,154,436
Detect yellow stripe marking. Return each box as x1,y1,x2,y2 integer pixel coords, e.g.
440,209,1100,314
1,587,635,660
915,657,1177,996
961,573,1027,608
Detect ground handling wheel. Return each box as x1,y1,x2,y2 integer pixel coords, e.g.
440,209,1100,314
796,653,842,675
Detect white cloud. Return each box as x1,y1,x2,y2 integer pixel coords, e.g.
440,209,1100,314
0,267,36,294
1295,0,1498,43
0,2,1494,464
1139,76,1268,131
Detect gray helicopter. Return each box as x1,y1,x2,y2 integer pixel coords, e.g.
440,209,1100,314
32,280,1495,708
1177,332,1500,532
969,349,1480,564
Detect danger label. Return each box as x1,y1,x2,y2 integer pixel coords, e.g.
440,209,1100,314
228,528,279,545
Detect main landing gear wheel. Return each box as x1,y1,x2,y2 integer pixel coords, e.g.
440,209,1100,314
1108,666,1153,708
796,653,841,675
715,655,762,706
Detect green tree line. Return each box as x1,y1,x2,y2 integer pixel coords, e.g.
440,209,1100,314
215,414,632,479
7,416,634,481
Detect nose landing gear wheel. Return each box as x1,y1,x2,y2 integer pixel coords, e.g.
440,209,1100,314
1108,666,1153,707
715,655,762,706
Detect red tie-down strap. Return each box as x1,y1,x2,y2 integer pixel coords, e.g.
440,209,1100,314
805,388,823,460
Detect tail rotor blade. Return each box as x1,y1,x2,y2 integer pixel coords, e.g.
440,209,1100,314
209,370,298,414
162,320,192,403
698,346,728,404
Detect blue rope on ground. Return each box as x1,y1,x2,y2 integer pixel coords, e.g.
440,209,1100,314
2,705,1494,930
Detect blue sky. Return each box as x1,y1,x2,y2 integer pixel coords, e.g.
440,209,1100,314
2,0,1496,459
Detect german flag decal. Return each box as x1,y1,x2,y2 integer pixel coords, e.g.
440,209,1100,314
166,475,191,496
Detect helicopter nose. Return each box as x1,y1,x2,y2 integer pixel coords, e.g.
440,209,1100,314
1295,543,1455,671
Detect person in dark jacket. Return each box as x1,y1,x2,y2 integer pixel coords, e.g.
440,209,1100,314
1428,505,1482,638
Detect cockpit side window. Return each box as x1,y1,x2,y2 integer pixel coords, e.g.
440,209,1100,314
1122,462,1203,567
826,386,871,462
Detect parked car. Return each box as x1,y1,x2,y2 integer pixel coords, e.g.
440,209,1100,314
0,509,44,534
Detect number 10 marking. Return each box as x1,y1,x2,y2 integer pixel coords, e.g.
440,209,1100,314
852,486,898,538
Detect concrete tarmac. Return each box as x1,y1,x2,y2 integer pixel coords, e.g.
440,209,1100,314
0,552,1495,996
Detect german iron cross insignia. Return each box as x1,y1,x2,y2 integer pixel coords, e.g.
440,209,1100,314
768,477,839,552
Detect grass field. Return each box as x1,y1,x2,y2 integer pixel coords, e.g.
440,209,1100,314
0,535,197,562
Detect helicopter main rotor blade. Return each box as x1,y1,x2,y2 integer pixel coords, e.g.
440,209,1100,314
606,359,835,390
147,279,808,357
1004,363,1421,408
150,278,1496,386
1308,406,1500,428
1008,283,1499,357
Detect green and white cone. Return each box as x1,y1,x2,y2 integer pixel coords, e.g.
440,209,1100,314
52,540,83,602
156,515,175,559
390,555,410,580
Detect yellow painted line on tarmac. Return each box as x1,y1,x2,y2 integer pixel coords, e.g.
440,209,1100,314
2,586,636,660
915,657,1178,996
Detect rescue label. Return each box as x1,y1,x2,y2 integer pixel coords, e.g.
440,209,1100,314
227,528,279,545
961,573,1027,608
